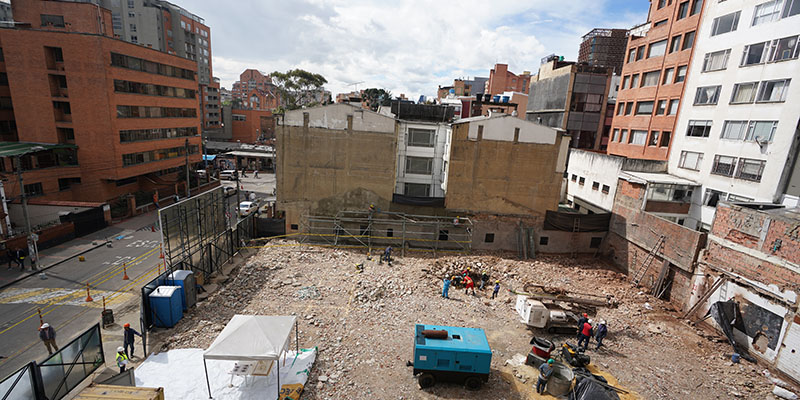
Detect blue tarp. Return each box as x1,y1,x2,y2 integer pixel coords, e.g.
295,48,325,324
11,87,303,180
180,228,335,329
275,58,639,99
203,154,217,161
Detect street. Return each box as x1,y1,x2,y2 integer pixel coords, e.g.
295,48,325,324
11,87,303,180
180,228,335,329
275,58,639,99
221,173,276,214
0,212,164,379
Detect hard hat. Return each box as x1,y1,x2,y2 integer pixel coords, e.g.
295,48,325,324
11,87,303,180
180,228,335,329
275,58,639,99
451,276,455,280
41,323,49,329
495,280,499,283
583,313,588,317
600,320,607,325
117,346,124,353
124,323,130,328
588,319,593,324
547,358,554,364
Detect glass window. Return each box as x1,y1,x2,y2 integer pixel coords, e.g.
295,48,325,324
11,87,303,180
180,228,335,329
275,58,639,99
627,48,636,63
679,151,703,170
630,74,640,88
694,85,721,105
727,193,754,202
612,128,620,141
41,14,65,28
635,101,654,115
648,131,660,146
622,75,630,89
662,67,674,84
769,35,800,62
702,49,731,71
721,120,748,140
404,183,430,197
712,155,737,176
405,156,433,174
711,11,741,36
631,130,648,145
675,65,687,83
624,102,633,115
704,188,727,206
687,120,712,137
782,0,800,18
660,131,671,147
756,79,791,102
620,129,629,143
592,181,600,190
668,99,680,115
741,42,768,65
602,185,610,194
641,71,660,87
753,0,784,25
636,46,645,61
579,177,585,185
656,100,667,115
736,158,766,181
682,31,696,50
654,19,669,27
407,128,435,147
670,35,682,53
691,0,704,15
658,0,667,8
616,102,625,116
648,39,667,58
677,1,690,19
730,82,758,103
746,121,778,142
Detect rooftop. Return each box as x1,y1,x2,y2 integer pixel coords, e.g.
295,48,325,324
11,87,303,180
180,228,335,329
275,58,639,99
621,171,698,186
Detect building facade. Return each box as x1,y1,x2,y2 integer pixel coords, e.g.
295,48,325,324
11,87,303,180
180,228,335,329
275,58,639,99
231,69,280,110
578,28,630,75
485,63,531,95
667,0,800,231
607,0,705,160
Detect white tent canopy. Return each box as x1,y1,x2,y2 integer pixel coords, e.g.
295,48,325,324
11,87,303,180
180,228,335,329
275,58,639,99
202,315,298,398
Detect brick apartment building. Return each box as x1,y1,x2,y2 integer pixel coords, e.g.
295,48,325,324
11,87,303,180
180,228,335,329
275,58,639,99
0,0,201,203
231,69,280,111
578,28,630,75
485,63,530,95
607,0,704,160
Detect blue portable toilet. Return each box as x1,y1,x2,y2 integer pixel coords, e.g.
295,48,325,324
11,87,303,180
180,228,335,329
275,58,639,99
149,286,183,328
166,270,196,311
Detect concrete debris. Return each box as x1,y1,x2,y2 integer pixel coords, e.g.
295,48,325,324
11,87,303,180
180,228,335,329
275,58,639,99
297,286,321,300
774,386,799,400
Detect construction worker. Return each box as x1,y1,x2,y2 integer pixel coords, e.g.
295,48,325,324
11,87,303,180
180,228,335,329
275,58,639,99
116,347,129,373
479,270,489,290
492,280,500,299
442,276,451,299
38,323,58,355
576,313,588,340
577,319,594,352
536,358,555,394
464,275,475,296
595,320,608,350
123,323,142,359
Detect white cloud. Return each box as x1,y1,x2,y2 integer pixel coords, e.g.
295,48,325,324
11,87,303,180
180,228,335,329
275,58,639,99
200,0,648,99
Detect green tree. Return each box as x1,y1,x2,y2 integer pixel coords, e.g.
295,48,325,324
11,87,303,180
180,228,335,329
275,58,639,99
362,88,393,111
271,69,328,111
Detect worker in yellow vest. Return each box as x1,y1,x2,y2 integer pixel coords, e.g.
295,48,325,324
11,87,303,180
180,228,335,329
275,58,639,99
116,346,129,373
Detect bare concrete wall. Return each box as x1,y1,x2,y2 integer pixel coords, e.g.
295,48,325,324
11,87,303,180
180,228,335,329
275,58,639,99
536,230,607,254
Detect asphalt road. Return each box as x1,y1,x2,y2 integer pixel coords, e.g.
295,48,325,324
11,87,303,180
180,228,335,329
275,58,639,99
0,213,164,379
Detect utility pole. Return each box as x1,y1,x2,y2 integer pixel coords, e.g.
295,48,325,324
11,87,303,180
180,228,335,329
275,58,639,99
14,155,37,270
184,138,191,198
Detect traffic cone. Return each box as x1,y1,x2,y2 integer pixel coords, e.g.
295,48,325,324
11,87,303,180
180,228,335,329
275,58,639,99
85,283,93,302
151,225,155,232
122,263,129,280
159,245,164,259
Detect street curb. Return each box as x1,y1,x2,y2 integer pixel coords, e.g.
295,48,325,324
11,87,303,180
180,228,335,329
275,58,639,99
0,240,111,291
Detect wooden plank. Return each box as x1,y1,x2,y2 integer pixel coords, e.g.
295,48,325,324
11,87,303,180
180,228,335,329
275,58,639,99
74,384,164,400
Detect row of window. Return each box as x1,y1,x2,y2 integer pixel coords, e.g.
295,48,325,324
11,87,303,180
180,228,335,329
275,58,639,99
122,145,199,166
713,0,800,38
113,80,196,99
119,126,198,142
232,114,246,121
611,128,672,147
626,32,695,64
657,0,704,17
617,98,680,117
702,35,799,73
693,78,791,105
570,174,611,194
110,52,195,81
404,183,431,197
621,65,688,91
678,151,766,182
407,128,436,147
685,119,778,142
116,105,197,118
405,156,433,175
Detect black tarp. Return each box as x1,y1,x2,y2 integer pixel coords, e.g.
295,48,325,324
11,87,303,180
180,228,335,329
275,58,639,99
707,301,756,362
391,194,445,207
569,376,620,400
543,210,611,232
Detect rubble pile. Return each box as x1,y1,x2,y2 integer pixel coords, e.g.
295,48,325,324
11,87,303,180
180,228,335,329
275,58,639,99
150,241,783,399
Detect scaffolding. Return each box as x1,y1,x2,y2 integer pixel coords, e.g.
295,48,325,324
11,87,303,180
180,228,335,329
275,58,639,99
299,210,473,256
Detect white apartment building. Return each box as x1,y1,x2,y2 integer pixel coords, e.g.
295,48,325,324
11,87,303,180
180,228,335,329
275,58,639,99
394,121,451,198
668,0,800,230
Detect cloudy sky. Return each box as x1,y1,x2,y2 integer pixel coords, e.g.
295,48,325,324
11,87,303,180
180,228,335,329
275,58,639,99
188,0,650,99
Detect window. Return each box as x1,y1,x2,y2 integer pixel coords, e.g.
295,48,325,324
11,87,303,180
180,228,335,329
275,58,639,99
539,236,549,245
484,233,495,243
0,47,3,62
0,97,12,110
119,126,198,142
616,102,625,116
116,105,196,118
113,80,196,99
636,46,645,61
711,155,737,176
622,75,630,89
746,120,778,142
648,39,667,58
127,0,135,7
122,145,198,166
46,46,63,62
658,0,667,8
631,130,648,145
741,42,768,65
571,174,577,182
40,14,65,28
704,189,727,207
711,11,740,36
660,131,671,147
635,101,654,115
128,11,135,18
408,128,435,147
756,78,790,102
677,1,690,19
602,185,610,194
24,183,44,197
630,74,640,88
590,237,603,248
641,71,660,87
753,0,784,25
702,49,731,71
579,177,585,186
687,120,712,137
232,114,246,121
130,36,137,43
675,65,687,83
679,151,703,170
691,0,704,15
782,0,800,18
682,31,696,50
721,120,748,140
728,193,755,202
668,99,680,115
736,158,766,181
592,181,600,191
655,100,667,115
0,73,7,86
648,131,660,146
670,35,682,53
405,156,433,174
624,102,633,115
130,23,137,32
404,183,430,197
730,82,758,103
662,67,674,84
612,128,620,141
769,35,800,62
627,48,636,63
654,19,669,27
58,177,81,191
694,85,721,105
620,129,629,143
110,52,195,80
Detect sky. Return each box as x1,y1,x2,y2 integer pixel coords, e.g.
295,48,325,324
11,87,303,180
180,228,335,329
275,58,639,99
187,0,650,99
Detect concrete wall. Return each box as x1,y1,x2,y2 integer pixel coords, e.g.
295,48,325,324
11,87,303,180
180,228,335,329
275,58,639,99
527,67,571,129
536,230,607,254
445,115,565,216
277,104,398,232
8,203,92,231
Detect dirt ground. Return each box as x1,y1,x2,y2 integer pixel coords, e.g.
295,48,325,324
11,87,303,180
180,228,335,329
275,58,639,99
152,241,791,399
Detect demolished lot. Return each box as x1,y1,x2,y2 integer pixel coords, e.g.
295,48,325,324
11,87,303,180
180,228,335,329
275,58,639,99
152,240,786,399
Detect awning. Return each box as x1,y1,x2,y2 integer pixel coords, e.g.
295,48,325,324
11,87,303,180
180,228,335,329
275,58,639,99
0,142,78,157
204,315,296,361
226,150,275,158
203,154,216,161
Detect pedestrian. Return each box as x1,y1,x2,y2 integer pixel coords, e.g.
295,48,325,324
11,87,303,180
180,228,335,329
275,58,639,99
442,276,451,299
480,270,489,290
254,170,259,178
492,280,500,299
116,346,129,373
379,246,392,265
536,358,555,394
577,319,594,352
595,320,608,350
464,275,475,296
6,248,20,269
123,323,142,358
39,323,58,355
16,248,26,271
576,313,588,340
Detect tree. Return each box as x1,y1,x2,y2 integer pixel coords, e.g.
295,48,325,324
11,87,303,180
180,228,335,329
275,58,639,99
362,88,393,111
271,69,328,111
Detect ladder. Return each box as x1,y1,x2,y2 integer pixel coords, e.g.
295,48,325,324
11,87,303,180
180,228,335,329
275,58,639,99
632,235,665,287
570,218,580,258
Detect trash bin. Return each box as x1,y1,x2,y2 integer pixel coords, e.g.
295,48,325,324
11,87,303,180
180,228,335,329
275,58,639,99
101,309,114,327
149,286,183,328
166,270,196,311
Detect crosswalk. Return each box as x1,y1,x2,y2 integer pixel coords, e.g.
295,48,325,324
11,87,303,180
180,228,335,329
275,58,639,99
0,287,136,308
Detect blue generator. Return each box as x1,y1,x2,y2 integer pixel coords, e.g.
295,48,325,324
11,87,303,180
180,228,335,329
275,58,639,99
412,324,492,390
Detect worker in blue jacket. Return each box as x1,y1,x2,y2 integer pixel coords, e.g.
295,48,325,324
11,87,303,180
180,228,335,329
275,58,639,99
123,323,142,358
441,276,451,299
595,320,608,350
536,358,555,394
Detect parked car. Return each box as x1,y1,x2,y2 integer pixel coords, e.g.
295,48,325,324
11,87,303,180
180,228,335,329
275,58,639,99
219,170,236,180
223,186,237,197
195,169,208,178
238,201,257,216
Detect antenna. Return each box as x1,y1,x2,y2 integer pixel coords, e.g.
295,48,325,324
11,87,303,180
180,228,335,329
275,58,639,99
346,81,365,92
